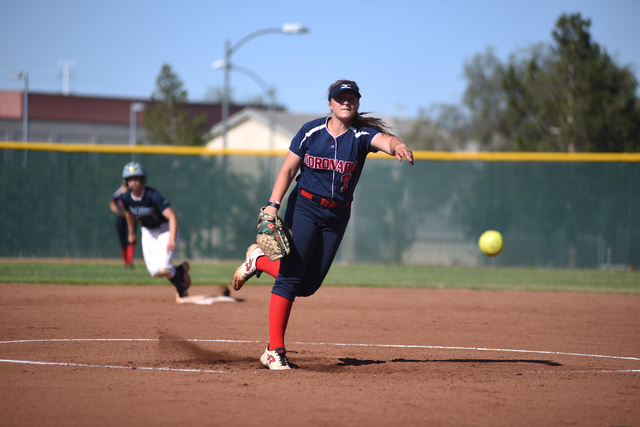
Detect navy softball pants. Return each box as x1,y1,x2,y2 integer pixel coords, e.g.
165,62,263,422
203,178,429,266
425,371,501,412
272,188,351,301
115,216,136,249
115,216,129,250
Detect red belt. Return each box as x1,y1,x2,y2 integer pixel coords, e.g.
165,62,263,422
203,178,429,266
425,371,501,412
300,189,351,208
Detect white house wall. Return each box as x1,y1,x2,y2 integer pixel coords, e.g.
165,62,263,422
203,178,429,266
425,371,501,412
206,119,291,151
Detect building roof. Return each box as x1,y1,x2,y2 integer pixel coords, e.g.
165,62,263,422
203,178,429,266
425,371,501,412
0,91,244,127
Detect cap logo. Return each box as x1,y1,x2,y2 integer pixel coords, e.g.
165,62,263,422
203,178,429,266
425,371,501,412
341,84,352,90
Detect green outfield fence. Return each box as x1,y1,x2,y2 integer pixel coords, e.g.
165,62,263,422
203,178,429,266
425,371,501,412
2,142,639,270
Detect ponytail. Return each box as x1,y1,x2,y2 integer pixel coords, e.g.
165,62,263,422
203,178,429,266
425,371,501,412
352,112,396,137
327,79,396,137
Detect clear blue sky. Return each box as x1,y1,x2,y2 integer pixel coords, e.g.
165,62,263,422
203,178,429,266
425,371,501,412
1,0,638,118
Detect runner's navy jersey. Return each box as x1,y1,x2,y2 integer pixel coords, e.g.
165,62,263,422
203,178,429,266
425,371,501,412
121,186,171,229
290,117,380,203
110,186,127,211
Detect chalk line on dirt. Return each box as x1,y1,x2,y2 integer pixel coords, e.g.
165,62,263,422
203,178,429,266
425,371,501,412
0,358,229,373
1,338,638,374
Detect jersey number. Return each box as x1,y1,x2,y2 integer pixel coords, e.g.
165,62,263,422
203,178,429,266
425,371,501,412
340,173,352,192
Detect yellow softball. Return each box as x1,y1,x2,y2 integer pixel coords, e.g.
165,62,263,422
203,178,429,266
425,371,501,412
479,230,503,256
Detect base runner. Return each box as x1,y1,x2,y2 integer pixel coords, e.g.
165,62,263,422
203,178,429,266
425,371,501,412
120,162,191,298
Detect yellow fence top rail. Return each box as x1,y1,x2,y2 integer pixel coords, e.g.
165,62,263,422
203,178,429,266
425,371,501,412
2,141,640,162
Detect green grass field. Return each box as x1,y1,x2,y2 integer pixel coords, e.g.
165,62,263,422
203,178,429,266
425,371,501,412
1,259,638,294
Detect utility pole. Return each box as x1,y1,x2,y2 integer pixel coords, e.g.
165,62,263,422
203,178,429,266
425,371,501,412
10,71,29,142
58,60,76,96
10,71,29,166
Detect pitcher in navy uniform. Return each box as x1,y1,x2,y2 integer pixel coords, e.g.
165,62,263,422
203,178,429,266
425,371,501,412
120,162,191,300
232,80,414,369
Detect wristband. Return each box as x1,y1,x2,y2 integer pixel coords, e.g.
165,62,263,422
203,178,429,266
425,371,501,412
266,200,281,209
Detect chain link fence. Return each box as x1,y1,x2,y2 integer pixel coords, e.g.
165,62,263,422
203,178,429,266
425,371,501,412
1,144,639,270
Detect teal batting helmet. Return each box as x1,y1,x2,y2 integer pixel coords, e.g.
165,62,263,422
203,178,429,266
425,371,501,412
122,162,146,184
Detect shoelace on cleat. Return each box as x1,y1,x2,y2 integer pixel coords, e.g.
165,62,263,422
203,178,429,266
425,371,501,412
275,349,297,366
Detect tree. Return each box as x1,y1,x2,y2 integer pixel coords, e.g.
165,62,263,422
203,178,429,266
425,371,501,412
550,14,640,151
501,43,564,151
402,106,464,151
203,85,270,107
203,86,232,104
444,13,640,152
462,48,514,150
143,64,208,146
502,13,640,152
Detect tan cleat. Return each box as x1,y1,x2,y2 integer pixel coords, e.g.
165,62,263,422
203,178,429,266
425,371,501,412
232,244,263,291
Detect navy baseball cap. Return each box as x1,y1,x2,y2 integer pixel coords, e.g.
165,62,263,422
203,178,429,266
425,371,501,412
328,83,361,101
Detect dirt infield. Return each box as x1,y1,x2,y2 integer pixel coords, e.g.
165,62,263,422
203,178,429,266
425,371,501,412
1,283,639,426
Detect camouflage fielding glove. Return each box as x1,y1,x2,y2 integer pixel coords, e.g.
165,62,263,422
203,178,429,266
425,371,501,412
256,207,294,261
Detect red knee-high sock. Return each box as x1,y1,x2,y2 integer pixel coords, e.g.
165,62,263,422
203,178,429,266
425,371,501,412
257,256,280,278
268,293,293,350
125,244,135,265
120,248,127,265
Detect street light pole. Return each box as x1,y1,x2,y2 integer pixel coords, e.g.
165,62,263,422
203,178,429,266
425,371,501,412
11,71,29,142
219,23,308,149
129,102,145,161
222,39,231,150
213,62,276,149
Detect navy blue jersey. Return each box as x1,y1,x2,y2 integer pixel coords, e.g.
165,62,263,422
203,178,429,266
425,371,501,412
290,117,380,203
121,186,171,229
